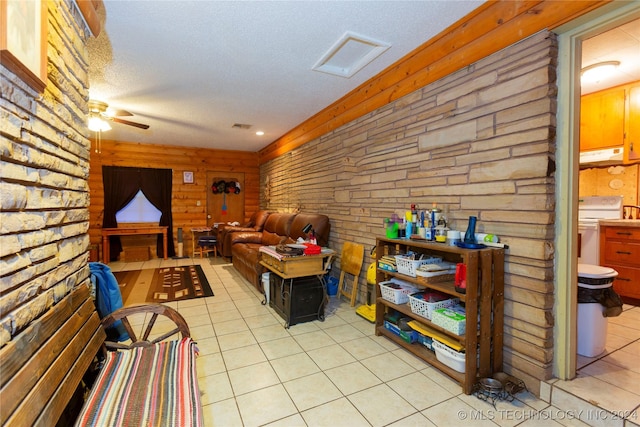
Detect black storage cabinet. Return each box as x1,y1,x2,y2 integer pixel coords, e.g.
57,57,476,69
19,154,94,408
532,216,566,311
270,275,325,326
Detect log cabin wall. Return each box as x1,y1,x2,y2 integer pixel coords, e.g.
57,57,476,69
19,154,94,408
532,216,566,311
88,140,260,257
260,31,558,396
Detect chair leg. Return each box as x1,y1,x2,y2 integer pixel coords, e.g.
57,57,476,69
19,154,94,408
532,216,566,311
349,276,358,307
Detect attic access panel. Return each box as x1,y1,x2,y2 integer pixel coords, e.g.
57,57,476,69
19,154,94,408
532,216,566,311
313,31,390,78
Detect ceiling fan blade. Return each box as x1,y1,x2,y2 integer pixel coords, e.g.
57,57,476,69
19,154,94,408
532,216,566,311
112,116,150,129
109,109,133,117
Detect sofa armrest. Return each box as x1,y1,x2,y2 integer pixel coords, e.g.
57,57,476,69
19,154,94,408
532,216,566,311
229,230,264,245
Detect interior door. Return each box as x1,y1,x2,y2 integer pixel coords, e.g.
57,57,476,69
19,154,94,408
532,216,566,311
206,172,245,225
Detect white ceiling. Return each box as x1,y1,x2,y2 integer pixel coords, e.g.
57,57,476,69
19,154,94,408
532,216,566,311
88,3,640,153
581,18,640,95
88,1,484,152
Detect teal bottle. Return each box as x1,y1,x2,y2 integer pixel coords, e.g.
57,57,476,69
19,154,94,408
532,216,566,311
464,216,477,244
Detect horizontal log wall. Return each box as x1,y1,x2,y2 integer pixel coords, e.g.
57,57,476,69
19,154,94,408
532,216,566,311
88,140,260,256
261,31,558,396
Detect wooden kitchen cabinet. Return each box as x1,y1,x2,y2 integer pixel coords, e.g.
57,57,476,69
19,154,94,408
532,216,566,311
599,225,640,301
580,82,640,164
628,85,640,162
580,87,625,152
374,237,504,394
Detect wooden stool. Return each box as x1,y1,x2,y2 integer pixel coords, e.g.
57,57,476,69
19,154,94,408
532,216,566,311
197,236,217,258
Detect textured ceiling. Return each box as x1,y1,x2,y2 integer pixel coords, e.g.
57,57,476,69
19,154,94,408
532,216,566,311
88,3,639,153
87,0,484,152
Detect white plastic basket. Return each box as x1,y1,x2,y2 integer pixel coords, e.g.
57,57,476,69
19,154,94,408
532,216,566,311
379,280,419,304
408,293,458,320
394,255,441,277
432,340,466,373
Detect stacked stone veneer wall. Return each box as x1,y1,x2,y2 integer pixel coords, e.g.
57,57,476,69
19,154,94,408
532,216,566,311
261,31,558,393
0,2,92,348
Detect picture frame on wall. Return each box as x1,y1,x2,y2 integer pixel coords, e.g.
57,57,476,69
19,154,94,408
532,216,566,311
0,0,48,92
183,171,194,184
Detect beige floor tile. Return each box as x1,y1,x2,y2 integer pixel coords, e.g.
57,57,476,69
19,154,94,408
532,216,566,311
423,397,498,427
283,372,343,411
217,329,257,352
325,361,382,395
195,336,220,355
260,336,305,360
203,398,243,427
341,335,389,359
196,352,227,377
386,412,436,426
579,359,640,395
270,352,321,382
363,351,417,382
554,373,640,413
210,307,243,322
301,397,371,427
387,371,455,410
199,372,234,405
228,361,280,396
244,312,281,329
189,323,215,340
286,320,321,336
324,323,366,343
293,329,336,351
222,344,268,370
263,413,307,427
214,318,249,336
307,343,357,370
251,323,292,343
348,383,417,427
236,384,298,427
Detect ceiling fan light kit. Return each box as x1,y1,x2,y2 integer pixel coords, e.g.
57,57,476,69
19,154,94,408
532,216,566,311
87,99,150,131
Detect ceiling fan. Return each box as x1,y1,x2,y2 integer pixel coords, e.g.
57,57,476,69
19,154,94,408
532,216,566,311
88,100,150,130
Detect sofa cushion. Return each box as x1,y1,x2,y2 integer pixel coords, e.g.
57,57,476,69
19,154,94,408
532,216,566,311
262,230,284,246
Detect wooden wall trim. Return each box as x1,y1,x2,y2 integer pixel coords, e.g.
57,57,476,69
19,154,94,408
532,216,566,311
258,0,609,164
76,0,103,36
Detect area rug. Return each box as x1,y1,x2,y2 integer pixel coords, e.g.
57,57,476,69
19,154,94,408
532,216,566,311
114,265,213,305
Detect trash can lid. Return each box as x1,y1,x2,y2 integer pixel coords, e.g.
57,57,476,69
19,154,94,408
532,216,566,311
578,264,618,288
578,264,618,278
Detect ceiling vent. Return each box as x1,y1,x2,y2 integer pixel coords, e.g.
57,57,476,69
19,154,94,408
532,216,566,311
313,31,390,78
232,123,252,130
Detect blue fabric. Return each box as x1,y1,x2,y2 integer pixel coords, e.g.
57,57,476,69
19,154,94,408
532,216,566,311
89,262,129,342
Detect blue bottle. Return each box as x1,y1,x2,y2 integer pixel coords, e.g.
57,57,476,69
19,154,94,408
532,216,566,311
464,216,477,244
406,221,413,239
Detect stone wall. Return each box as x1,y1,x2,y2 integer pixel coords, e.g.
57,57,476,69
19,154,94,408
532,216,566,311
0,1,92,347
261,31,558,394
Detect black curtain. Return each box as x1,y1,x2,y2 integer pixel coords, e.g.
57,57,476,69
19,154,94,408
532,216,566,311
102,166,176,261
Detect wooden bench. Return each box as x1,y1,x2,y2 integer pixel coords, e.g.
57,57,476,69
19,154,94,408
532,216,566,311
0,285,203,426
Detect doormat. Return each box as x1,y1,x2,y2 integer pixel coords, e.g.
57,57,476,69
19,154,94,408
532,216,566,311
114,265,213,305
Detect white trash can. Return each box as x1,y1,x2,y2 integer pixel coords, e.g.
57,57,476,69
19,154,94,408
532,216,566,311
577,264,618,357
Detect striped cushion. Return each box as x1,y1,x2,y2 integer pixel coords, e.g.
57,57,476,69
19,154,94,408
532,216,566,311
76,338,202,427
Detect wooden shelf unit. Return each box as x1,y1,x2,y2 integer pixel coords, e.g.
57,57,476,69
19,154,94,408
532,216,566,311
374,237,504,394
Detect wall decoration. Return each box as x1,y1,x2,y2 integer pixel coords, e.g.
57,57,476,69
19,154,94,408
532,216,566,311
211,179,241,215
183,171,194,184
0,0,48,92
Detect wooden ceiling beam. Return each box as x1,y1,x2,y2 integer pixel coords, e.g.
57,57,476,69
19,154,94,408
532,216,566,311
258,0,610,163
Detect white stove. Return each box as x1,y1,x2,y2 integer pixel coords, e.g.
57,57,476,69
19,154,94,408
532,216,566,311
578,196,623,265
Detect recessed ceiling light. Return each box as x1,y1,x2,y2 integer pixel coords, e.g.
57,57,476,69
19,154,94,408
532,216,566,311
581,61,620,83
256,131,264,136
313,31,390,78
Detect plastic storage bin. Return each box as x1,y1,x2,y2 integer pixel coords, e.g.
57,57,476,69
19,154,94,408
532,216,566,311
379,279,420,304
394,255,442,277
408,291,458,320
432,340,466,373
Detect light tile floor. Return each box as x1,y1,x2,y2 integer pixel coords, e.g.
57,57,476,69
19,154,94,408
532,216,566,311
107,257,640,427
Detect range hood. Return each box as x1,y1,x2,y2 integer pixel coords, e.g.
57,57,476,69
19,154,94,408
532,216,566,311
579,147,623,165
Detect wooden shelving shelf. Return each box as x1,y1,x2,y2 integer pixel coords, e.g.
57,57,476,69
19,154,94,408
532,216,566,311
374,237,504,394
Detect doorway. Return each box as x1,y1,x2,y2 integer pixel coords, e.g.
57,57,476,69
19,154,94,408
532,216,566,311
555,2,640,381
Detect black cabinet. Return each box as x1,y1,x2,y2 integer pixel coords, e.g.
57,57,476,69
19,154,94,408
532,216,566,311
269,275,325,327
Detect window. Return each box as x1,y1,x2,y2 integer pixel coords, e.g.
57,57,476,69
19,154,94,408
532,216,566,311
116,190,161,223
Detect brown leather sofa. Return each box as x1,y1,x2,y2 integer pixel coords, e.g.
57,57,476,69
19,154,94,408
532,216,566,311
230,212,330,292
216,210,271,258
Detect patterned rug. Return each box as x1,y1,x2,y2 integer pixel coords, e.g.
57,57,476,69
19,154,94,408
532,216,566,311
114,265,213,304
